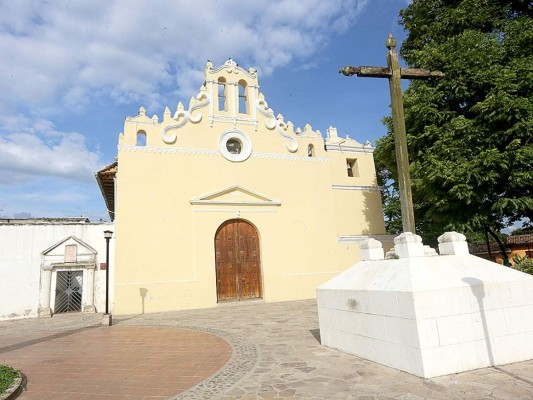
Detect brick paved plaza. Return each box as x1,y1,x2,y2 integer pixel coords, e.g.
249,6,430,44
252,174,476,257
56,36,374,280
1,300,533,399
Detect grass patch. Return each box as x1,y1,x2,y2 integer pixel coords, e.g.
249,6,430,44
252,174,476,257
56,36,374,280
0,364,19,394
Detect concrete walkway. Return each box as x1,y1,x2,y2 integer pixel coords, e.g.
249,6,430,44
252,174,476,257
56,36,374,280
2,299,533,399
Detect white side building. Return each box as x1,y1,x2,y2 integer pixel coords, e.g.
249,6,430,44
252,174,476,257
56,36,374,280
0,218,114,321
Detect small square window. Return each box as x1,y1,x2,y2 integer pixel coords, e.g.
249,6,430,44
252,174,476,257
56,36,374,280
346,159,359,177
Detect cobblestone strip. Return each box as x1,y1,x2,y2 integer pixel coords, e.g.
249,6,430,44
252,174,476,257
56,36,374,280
167,326,258,399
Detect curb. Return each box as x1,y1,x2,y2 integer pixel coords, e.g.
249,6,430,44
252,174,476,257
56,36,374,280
0,372,26,400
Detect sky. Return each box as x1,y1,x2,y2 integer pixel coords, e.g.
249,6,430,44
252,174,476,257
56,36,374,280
0,0,411,221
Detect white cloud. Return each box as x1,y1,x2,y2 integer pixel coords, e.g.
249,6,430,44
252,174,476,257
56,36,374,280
0,116,101,184
0,0,368,111
0,179,107,220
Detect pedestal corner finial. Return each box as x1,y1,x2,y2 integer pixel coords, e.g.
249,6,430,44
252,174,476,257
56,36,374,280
360,238,384,261
393,232,424,258
386,33,397,50
438,231,469,256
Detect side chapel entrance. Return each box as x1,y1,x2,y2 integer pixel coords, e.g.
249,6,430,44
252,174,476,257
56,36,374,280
215,219,263,302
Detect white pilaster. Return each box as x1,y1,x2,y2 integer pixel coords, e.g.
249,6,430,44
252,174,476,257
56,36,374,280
38,264,53,317
83,264,97,313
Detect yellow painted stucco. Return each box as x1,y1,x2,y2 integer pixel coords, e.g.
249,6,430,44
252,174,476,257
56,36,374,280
112,59,389,315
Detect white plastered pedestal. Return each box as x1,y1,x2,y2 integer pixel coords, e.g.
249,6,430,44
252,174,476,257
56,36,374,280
317,233,533,378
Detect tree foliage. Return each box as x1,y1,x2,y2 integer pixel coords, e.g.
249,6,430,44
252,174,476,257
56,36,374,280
375,0,533,241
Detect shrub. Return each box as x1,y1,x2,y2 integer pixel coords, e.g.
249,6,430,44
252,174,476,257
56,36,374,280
0,364,19,394
513,255,533,275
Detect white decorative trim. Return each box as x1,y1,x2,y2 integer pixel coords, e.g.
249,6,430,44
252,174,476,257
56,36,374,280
118,145,329,162
253,153,328,162
332,185,383,191
206,58,258,79
47,262,96,269
219,130,252,162
161,92,210,144
192,200,281,206
256,98,298,152
325,143,375,154
193,209,278,213
119,145,219,156
337,234,395,244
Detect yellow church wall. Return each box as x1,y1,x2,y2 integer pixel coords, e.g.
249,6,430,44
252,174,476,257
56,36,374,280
112,59,389,315
114,151,345,314
332,191,386,236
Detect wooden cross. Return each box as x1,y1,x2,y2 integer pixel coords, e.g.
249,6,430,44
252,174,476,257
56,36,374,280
340,33,443,234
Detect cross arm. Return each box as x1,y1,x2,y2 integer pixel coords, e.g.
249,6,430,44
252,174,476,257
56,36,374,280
340,65,444,79
339,66,391,78
400,68,444,79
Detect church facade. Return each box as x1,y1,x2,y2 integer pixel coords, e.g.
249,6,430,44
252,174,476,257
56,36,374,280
97,59,390,315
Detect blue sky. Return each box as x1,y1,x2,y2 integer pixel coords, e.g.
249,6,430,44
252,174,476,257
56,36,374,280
0,0,410,221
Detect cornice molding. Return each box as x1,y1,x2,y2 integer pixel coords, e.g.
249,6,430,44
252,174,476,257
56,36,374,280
41,261,97,270
118,145,329,162
119,145,219,156
325,143,375,154
332,185,383,191
191,200,281,206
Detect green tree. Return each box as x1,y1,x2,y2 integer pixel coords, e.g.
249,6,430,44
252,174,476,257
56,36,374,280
375,0,533,243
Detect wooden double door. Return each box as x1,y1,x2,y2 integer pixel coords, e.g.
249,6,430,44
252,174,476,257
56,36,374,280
215,219,263,302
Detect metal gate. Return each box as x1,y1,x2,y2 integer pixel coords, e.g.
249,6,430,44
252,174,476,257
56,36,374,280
54,270,83,313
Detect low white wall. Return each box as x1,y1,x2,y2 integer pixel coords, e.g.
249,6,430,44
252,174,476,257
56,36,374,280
0,222,114,320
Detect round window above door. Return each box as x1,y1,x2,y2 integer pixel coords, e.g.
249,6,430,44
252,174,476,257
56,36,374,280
219,130,252,162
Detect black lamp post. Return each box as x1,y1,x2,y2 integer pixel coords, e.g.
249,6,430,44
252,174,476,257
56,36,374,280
103,230,113,316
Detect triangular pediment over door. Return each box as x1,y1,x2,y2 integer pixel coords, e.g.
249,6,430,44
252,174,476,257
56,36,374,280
42,236,97,261
190,185,281,206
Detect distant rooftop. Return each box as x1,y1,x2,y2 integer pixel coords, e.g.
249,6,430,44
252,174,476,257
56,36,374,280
0,217,101,225
507,234,533,246
469,234,533,254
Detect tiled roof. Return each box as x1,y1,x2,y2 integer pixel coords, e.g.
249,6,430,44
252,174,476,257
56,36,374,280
469,243,509,254
96,161,117,221
468,234,533,254
506,234,533,245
